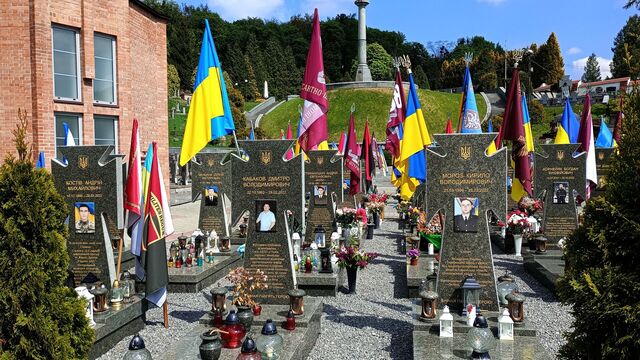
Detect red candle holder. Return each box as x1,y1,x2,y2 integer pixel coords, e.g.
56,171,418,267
252,304,262,316
283,310,296,331
220,311,246,349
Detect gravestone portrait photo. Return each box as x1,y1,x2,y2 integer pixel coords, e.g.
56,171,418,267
553,182,569,204
453,197,479,233
314,184,328,205
255,200,277,232
75,202,96,234
203,185,219,206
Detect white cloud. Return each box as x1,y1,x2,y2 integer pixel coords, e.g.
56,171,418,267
567,47,582,55
477,0,507,5
208,0,285,21
571,56,612,80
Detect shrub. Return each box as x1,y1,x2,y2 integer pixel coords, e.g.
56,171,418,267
527,100,545,124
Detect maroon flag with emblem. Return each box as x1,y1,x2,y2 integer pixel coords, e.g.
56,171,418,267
385,69,406,157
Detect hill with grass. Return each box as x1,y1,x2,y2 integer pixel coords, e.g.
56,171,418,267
260,88,487,142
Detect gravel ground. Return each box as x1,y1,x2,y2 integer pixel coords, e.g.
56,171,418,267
98,201,571,359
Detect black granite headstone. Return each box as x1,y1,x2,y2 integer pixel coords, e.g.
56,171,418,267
304,150,341,247
231,140,303,304
426,134,507,313
593,147,615,198
52,146,124,289
534,144,586,243
190,153,232,236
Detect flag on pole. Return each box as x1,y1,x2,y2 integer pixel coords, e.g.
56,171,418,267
337,131,346,155
285,122,294,160
445,117,453,134
36,151,45,169
344,112,360,195
487,117,493,133
141,142,174,307
459,66,481,133
134,143,153,279
486,124,504,155
124,119,143,277
595,117,614,148
249,127,255,140
385,69,406,157
521,94,535,152
298,9,328,152
555,97,580,144
64,122,77,146
179,19,235,166
397,71,431,200
577,95,598,200
361,121,374,191
502,68,532,202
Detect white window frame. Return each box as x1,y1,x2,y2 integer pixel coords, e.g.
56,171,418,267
52,25,81,102
54,113,83,158
93,115,118,152
93,33,118,105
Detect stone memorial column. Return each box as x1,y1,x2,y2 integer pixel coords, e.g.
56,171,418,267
354,0,372,82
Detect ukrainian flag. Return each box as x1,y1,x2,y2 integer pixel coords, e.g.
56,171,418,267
521,95,535,152
397,73,431,200
555,98,580,144
179,19,235,166
595,117,614,148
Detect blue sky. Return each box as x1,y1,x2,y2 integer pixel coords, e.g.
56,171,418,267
181,0,635,80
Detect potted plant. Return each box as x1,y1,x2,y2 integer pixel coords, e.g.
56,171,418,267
335,246,378,294
407,248,421,266
226,267,268,330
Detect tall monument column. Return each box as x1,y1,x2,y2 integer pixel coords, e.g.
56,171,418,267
354,0,372,82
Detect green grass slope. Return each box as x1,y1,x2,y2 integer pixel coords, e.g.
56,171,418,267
260,88,487,142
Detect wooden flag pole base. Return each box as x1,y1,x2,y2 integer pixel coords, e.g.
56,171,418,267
164,301,169,328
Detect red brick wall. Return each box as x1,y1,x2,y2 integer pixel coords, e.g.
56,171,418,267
0,0,168,193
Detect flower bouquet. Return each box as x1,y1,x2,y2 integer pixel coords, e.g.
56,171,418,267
506,210,530,235
335,207,357,228
336,246,379,269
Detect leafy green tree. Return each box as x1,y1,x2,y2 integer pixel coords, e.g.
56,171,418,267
0,110,94,359
412,65,429,89
533,33,564,87
526,99,544,124
365,43,393,81
244,54,261,101
557,90,640,359
167,64,180,96
611,15,640,79
582,53,602,82
223,71,246,132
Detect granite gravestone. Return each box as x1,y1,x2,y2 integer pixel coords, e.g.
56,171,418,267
425,134,506,313
534,144,586,243
231,140,303,304
52,146,124,289
190,153,232,236
304,150,341,247
593,147,615,198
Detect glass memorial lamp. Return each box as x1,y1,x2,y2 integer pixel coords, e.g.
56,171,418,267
110,280,124,310
313,226,326,247
236,336,262,360
427,271,438,292
90,286,108,313
210,287,228,314
123,334,152,360
330,232,340,246
221,236,231,252
292,232,301,258
283,309,296,331
220,310,246,349
439,305,454,338
496,274,518,306
498,308,514,341
506,292,525,322
256,319,283,359
465,312,496,359
461,276,482,316
288,288,306,315
419,290,438,320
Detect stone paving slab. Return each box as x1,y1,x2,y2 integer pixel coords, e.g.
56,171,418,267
523,250,565,293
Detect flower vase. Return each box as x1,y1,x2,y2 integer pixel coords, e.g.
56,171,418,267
346,266,358,294
373,212,380,229
199,331,222,360
514,234,523,257
236,306,254,331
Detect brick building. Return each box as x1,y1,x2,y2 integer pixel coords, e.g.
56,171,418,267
0,0,168,179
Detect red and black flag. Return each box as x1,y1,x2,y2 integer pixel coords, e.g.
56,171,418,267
361,120,374,191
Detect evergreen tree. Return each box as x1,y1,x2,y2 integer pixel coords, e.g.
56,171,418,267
582,53,602,82
245,34,268,91
0,110,94,359
167,64,180,97
243,54,260,101
264,38,286,99
557,90,640,359
413,65,429,89
223,46,247,91
611,15,640,79
222,71,246,132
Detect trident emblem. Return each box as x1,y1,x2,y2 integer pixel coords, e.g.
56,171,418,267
260,150,272,165
78,155,89,169
557,150,565,161
460,146,471,160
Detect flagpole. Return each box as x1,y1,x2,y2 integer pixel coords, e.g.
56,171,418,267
164,302,169,328
231,130,241,156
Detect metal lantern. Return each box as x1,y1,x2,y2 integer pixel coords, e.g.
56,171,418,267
220,236,231,252
239,217,249,238
122,334,152,360
75,286,96,327
210,287,228,314
498,308,514,341
313,226,326,248
319,248,333,273
419,290,438,320
506,292,525,322
90,286,108,313
465,312,496,359
439,305,453,338
288,288,306,315
461,276,482,315
496,274,518,306
535,234,548,253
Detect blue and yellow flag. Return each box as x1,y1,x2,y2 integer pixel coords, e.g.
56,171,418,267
180,20,235,166
521,94,535,152
397,72,431,200
460,67,482,134
36,151,45,169
595,117,614,148
249,127,255,140
555,98,580,144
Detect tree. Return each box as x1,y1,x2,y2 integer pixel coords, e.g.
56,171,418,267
167,64,180,96
532,33,564,87
557,90,640,359
412,65,429,89
243,54,261,101
223,71,246,133
0,110,94,359
611,15,640,79
366,43,393,81
624,0,640,9
582,53,602,82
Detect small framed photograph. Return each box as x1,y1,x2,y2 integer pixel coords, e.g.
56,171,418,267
75,202,96,234
453,197,478,233
256,200,277,232
203,185,219,206
313,184,328,205
553,182,569,204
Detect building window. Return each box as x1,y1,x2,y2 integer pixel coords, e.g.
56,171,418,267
94,116,118,152
94,34,117,104
54,113,82,158
52,26,81,101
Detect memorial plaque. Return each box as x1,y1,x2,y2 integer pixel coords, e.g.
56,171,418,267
426,134,507,313
52,146,124,289
231,140,303,304
304,150,341,247
593,148,615,198
191,153,232,236
534,144,586,243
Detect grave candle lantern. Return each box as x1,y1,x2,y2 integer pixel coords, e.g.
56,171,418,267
239,217,248,238
210,287,228,314
236,336,261,360
498,308,514,340
256,319,283,359
461,276,482,316
319,248,333,273
75,286,95,327
110,280,124,310
123,334,152,360
313,226,326,248
178,235,188,249
292,232,301,258
288,288,306,315
535,234,548,253
220,310,246,349
506,292,525,322
465,312,496,359
439,305,453,338
90,286,108,313
121,271,131,299
283,309,296,331
169,241,178,260
426,271,438,292
220,236,231,252
419,290,438,320
496,274,518,306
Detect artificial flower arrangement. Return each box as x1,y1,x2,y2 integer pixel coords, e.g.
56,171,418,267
417,211,443,250
406,205,422,224
366,200,385,214
396,201,410,216
518,195,544,216
335,207,357,227
226,267,268,308
356,208,367,223
335,246,379,269
407,248,421,259
506,209,530,235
